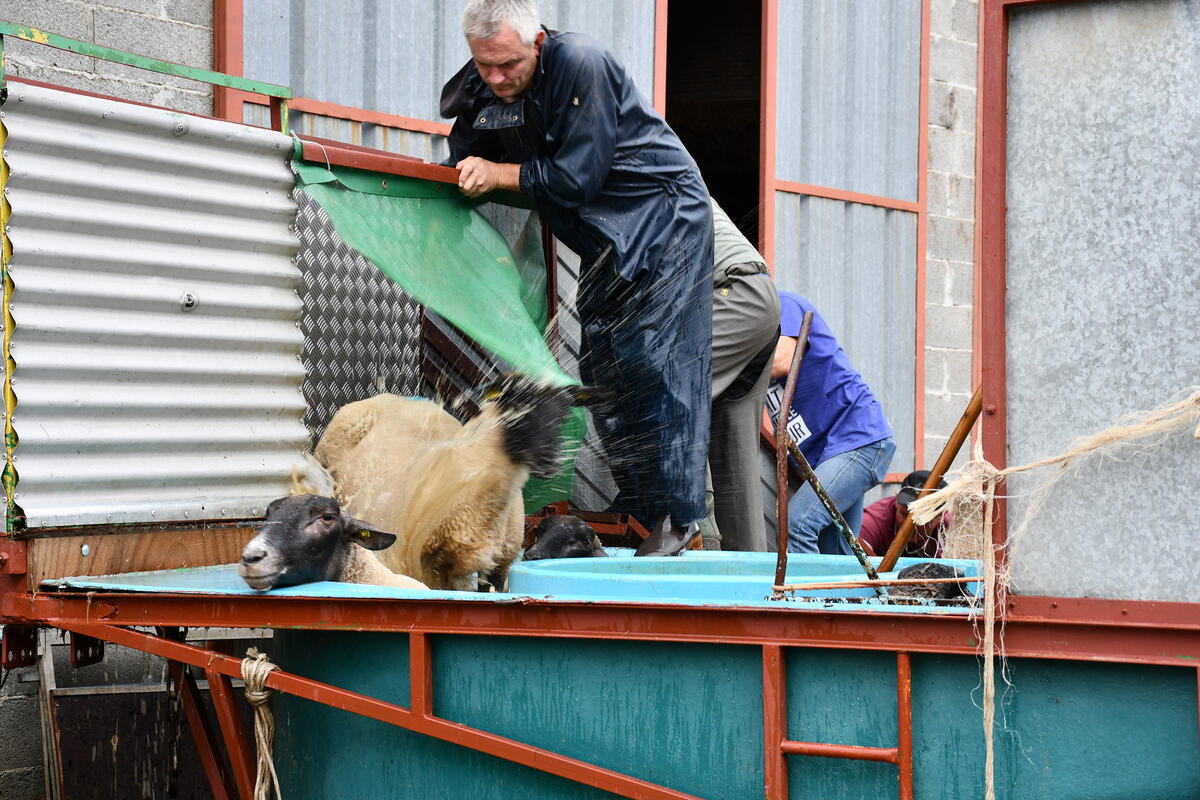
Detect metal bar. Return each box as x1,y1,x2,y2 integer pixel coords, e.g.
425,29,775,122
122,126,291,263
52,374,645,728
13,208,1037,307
207,668,257,800
298,135,458,183
782,437,885,592
913,0,931,472
758,0,777,262
9,590,1200,667
896,652,914,800
60,623,704,800
775,311,813,586
776,576,973,592
978,0,1011,585
410,632,432,718
773,179,921,213
780,740,899,763
879,384,984,572
268,96,287,134
762,645,788,800
652,0,668,116
0,20,290,98
212,0,245,122
169,659,236,800
246,93,453,136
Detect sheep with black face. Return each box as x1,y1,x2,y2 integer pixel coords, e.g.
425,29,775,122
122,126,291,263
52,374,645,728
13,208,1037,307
523,514,608,561
239,494,428,591
314,375,602,591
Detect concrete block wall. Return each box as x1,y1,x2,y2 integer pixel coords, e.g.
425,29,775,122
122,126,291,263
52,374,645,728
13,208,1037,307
0,659,45,800
924,0,979,471
3,0,215,115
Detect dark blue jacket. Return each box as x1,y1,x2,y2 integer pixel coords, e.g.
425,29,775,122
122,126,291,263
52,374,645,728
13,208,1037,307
441,28,710,283
441,29,714,526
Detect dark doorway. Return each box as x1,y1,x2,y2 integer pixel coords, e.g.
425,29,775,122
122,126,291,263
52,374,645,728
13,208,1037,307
665,1,762,247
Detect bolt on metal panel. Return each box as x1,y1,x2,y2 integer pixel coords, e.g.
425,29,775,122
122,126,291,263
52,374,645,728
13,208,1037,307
3,83,306,529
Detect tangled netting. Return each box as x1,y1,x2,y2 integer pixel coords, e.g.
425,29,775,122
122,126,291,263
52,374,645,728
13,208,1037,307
907,388,1200,800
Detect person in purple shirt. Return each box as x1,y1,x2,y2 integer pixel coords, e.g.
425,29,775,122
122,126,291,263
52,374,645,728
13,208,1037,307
769,292,895,554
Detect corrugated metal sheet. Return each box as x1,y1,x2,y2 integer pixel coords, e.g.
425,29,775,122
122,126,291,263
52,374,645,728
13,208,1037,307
552,244,618,512
3,82,305,529
776,0,922,201
1004,0,1200,602
242,0,657,158
772,193,918,473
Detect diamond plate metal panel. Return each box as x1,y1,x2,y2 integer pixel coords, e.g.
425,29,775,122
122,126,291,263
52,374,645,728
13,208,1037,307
294,191,423,445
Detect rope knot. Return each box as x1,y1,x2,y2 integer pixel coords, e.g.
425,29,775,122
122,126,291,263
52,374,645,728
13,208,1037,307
241,648,282,800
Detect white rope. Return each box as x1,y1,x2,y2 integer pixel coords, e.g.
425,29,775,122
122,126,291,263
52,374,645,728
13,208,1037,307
241,648,283,800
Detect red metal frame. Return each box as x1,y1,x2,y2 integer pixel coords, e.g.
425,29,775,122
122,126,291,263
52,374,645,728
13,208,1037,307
760,0,931,474
4,6,1195,796
764,647,915,799
168,657,237,800
653,0,669,116
976,0,1096,609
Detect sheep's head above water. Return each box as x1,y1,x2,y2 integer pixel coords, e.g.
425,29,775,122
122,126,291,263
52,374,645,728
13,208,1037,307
523,515,608,561
239,494,397,591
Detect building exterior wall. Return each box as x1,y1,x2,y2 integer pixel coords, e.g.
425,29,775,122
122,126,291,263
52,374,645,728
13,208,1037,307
3,0,215,115
1,1,983,794
924,0,978,470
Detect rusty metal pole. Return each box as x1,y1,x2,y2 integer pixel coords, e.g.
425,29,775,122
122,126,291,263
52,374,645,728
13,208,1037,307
775,312,813,589
781,437,884,593
878,384,984,574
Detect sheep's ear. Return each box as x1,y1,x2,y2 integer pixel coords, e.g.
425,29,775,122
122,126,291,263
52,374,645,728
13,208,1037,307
342,515,397,551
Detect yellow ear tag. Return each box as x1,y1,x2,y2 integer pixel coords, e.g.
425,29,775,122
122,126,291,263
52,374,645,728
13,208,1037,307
359,530,371,539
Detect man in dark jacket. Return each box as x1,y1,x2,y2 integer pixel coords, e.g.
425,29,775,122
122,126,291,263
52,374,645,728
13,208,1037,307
443,0,714,556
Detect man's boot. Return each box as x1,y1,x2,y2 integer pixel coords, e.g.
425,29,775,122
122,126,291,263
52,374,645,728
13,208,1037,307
634,515,699,557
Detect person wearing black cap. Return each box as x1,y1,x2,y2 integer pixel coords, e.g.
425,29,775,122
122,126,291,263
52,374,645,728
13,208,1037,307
857,470,950,558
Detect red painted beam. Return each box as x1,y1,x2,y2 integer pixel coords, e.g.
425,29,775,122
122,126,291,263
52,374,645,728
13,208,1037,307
774,179,920,214
780,740,899,763
169,660,236,800
295,135,460,184
896,652,914,800
60,623,703,800
244,94,451,136
410,631,433,719
8,589,1200,668
207,668,257,800
212,0,244,123
762,645,788,800
758,0,778,263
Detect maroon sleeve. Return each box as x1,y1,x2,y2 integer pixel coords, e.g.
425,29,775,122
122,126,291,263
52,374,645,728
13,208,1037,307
858,496,896,555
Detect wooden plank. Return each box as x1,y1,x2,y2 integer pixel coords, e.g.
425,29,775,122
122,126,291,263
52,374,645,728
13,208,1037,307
26,527,255,587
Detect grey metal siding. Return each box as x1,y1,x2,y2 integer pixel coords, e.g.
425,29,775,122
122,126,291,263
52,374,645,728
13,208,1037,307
3,83,306,529
775,0,922,201
242,0,657,158
1004,0,1200,602
772,193,918,474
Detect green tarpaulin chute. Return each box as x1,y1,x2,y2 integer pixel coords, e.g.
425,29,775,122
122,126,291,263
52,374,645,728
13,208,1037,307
294,152,583,512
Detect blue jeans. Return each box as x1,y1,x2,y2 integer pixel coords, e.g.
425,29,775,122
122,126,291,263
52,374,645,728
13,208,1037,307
787,438,896,554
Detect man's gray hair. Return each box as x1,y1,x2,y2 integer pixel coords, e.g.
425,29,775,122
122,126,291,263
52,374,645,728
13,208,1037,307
462,0,541,45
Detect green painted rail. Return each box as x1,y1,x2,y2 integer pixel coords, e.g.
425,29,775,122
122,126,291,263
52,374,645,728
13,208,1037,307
0,20,291,99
